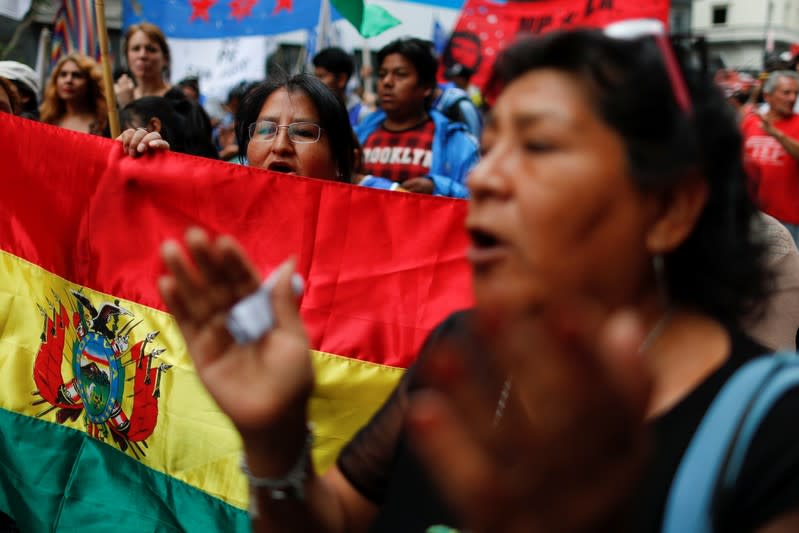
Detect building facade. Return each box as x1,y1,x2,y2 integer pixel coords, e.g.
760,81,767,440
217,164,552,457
692,0,799,71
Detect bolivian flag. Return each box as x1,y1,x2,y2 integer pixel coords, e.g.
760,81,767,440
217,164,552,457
0,115,472,530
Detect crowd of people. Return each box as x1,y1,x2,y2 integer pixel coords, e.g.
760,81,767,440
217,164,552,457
1,24,485,197
5,17,799,533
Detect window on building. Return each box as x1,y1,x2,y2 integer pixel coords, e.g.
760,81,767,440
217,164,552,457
712,5,728,25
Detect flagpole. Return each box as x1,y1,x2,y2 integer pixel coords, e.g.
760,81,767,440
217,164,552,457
94,0,120,138
361,37,374,95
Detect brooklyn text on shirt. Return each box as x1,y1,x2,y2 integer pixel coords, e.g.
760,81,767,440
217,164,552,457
363,146,433,168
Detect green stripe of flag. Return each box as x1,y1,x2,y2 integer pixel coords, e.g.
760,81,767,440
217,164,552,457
0,409,249,532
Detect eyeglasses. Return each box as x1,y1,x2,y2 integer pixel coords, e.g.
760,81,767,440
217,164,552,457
247,120,324,144
604,18,693,116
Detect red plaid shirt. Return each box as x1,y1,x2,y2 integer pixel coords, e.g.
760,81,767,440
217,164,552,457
361,118,436,183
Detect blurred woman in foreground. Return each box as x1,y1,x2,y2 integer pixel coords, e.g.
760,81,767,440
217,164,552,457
158,29,799,533
40,54,107,135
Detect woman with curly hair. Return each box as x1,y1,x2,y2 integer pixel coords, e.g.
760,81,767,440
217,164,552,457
40,53,107,135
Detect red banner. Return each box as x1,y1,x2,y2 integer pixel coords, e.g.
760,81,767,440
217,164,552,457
443,0,670,92
0,114,473,368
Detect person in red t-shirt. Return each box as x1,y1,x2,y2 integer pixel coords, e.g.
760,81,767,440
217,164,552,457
741,70,799,241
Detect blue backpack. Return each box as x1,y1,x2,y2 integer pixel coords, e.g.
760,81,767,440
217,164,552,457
662,353,799,532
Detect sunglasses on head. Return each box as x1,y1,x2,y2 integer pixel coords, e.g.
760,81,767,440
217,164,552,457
604,18,694,117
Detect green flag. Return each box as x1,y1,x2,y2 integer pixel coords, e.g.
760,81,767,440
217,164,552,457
330,0,401,38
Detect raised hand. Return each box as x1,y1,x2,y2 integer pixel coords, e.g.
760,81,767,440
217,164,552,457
114,73,136,108
158,228,314,460
406,303,652,533
117,128,170,157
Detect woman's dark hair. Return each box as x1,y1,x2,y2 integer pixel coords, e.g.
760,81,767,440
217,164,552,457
121,96,219,159
377,38,438,94
235,73,355,182
490,30,771,324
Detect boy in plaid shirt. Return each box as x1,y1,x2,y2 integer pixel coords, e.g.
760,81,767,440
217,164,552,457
355,38,478,198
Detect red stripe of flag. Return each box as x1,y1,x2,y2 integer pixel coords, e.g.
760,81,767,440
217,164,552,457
0,115,473,369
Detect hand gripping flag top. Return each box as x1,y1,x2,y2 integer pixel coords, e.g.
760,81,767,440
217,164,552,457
0,114,472,530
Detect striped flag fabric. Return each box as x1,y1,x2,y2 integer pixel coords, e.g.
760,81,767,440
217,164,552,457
50,0,100,65
0,113,472,530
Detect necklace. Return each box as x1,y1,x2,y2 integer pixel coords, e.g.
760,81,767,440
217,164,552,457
492,377,512,427
491,310,672,425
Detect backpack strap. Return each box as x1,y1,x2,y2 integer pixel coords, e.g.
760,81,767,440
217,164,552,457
662,352,799,533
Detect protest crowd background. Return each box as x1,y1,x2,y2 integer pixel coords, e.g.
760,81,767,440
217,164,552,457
4,0,799,531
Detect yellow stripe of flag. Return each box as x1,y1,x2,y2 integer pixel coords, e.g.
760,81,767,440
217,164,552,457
0,249,402,509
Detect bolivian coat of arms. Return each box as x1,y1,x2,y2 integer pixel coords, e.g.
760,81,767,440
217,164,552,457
32,290,170,459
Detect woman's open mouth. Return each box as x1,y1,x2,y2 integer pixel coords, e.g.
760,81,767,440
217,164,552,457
467,228,508,268
267,161,296,174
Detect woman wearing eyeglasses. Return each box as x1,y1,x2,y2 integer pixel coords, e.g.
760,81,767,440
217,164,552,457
118,74,355,182
234,75,354,181
158,29,799,533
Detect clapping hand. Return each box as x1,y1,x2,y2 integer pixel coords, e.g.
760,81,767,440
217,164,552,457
158,228,313,462
760,115,781,139
407,303,652,533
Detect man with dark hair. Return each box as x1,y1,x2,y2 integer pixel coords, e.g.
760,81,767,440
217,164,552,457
355,38,478,198
177,76,201,105
742,70,799,242
312,47,368,126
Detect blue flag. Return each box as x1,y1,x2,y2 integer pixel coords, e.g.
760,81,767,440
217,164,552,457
122,0,324,38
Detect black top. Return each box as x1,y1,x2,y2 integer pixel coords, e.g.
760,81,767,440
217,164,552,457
337,310,799,532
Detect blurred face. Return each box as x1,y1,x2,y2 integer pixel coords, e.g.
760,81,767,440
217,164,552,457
246,88,338,180
765,76,799,118
127,30,166,81
377,53,429,117
467,69,655,313
313,66,347,97
181,85,199,103
0,85,12,114
56,60,88,102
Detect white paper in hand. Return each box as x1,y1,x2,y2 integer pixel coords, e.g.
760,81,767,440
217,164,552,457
226,269,304,344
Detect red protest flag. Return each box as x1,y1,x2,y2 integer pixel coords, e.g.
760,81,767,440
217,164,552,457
441,0,670,94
